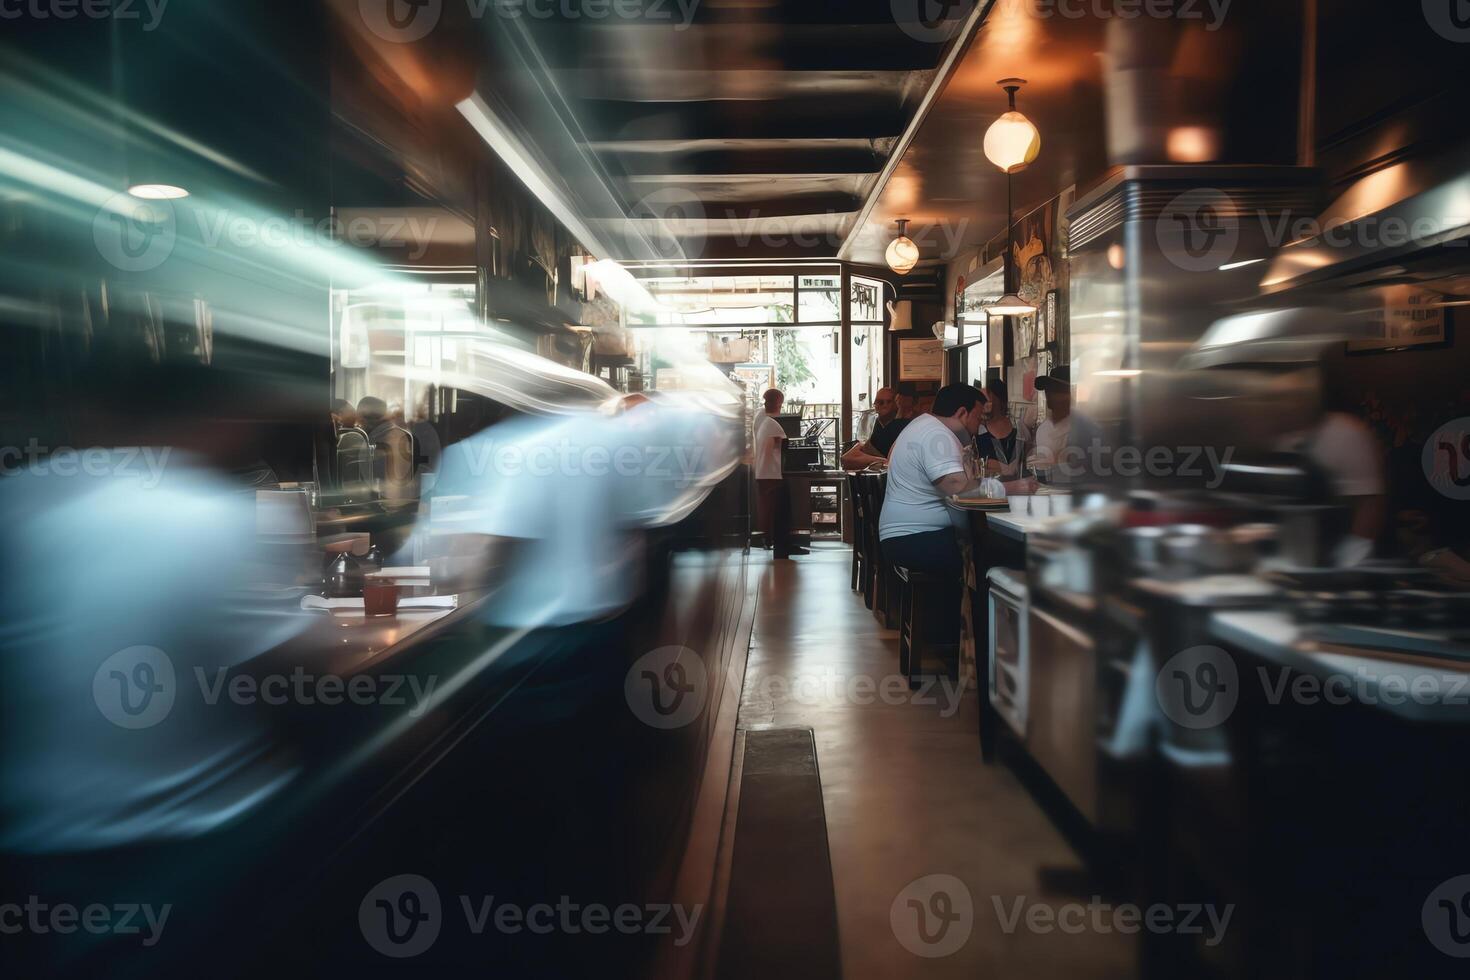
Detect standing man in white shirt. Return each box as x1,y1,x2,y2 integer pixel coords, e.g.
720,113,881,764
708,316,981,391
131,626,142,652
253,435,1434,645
754,388,803,558
879,382,991,576
1032,365,1102,485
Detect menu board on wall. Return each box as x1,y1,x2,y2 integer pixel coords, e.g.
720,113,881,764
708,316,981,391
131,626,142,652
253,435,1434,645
898,339,943,381
1348,285,1447,352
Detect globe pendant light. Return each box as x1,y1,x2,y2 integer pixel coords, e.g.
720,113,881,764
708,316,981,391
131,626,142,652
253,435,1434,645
885,218,919,275
983,78,1040,174
984,79,1038,317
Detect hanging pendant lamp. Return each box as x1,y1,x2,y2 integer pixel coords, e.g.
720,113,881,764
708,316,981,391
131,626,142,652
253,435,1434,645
984,79,1038,317
885,218,919,275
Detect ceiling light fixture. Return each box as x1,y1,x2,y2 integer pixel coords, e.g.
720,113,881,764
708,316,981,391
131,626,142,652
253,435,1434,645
984,81,1038,317
128,183,189,200
983,78,1040,174
885,219,919,275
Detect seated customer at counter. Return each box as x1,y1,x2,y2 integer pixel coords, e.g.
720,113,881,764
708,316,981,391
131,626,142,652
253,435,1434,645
841,386,909,469
878,383,991,577
974,378,1032,480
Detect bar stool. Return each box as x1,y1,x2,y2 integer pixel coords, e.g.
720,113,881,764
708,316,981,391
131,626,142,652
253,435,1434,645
868,475,903,629
847,473,867,594
862,475,888,614
894,565,961,690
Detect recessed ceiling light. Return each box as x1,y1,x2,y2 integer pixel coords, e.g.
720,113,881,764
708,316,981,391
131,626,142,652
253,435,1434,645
128,184,189,200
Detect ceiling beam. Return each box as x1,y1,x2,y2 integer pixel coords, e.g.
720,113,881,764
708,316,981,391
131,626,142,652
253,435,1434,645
578,98,907,142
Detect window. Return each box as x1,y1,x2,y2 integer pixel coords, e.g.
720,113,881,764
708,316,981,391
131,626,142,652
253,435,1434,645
331,276,480,420
850,275,886,443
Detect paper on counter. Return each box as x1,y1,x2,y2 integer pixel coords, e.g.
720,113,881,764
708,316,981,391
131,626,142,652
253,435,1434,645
300,594,458,612
374,566,432,577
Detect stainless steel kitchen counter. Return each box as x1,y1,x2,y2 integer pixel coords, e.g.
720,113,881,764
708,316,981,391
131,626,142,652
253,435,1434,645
1209,610,1470,723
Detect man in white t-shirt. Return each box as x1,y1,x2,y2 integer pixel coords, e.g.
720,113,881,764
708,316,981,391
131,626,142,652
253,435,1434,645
754,388,802,558
879,382,990,576
1032,365,1102,485
1307,410,1387,566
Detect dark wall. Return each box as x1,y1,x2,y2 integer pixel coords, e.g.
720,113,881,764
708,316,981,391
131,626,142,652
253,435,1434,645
1315,0,1468,190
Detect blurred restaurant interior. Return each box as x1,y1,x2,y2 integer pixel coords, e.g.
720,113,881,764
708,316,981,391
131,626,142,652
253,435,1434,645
2,0,1469,977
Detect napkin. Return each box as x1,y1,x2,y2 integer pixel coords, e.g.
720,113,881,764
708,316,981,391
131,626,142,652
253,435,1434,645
300,594,458,612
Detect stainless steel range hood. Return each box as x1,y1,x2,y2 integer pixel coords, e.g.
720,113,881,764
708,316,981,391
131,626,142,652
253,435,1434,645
1063,165,1321,470
1260,141,1470,295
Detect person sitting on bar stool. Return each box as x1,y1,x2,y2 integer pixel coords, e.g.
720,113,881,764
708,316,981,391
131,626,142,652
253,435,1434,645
330,398,357,432
974,378,1032,480
842,386,910,470
357,395,416,500
878,382,993,577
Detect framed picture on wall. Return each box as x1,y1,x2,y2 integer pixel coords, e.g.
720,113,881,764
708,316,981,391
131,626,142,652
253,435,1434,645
1017,314,1036,358
1033,349,1052,427
898,338,944,381
987,316,1005,367
1044,291,1059,346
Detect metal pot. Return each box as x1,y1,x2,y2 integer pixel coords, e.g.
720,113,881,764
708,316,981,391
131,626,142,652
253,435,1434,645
1122,526,1169,569
1277,505,1339,568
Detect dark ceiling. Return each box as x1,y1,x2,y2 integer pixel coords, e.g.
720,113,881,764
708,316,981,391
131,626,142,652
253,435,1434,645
329,0,988,264
331,0,1306,270
847,0,1305,269
521,0,984,262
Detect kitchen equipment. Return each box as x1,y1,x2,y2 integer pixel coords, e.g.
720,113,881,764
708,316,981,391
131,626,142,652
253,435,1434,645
1276,504,1340,568
1027,605,1098,822
988,568,1029,737
1122,526,1168,569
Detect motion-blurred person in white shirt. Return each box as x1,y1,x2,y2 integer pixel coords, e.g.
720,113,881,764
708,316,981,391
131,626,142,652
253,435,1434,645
1301,380,1387,566
1,374,313,858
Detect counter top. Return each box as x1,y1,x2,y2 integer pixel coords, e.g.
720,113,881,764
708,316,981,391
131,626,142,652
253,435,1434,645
1132,575,1279,607
983,512,1052,542
1210,610,1470,723
787,469,851,480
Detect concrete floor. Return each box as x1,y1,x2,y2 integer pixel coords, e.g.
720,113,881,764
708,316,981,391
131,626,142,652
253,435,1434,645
737,544,1134,979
